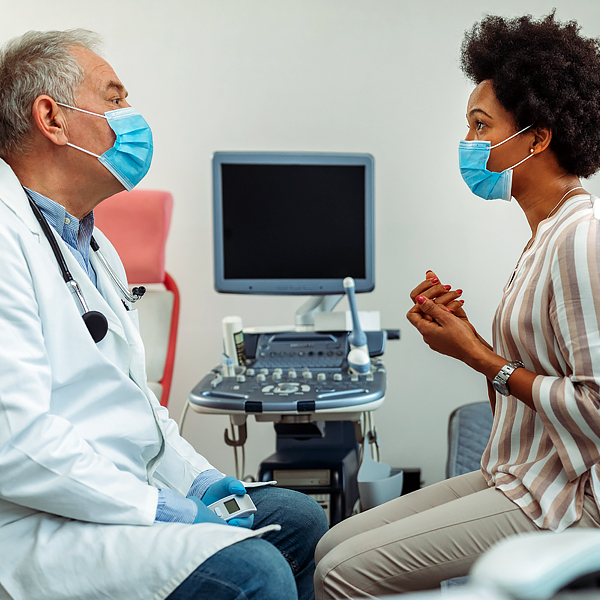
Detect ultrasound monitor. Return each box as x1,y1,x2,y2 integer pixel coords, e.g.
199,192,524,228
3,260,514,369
212,152,374,295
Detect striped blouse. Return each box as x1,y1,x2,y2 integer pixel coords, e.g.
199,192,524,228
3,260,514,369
481,193,600,532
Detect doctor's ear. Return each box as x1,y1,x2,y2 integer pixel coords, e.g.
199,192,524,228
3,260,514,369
31,96,69,147
530,125,552,155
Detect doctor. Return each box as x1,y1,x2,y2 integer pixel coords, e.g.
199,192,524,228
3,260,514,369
0,29,327,600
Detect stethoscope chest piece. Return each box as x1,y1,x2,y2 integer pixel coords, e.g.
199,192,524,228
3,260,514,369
83,310,109,343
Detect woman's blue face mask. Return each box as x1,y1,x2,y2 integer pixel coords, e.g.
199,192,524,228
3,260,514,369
459,125,533,201
56,102,153,192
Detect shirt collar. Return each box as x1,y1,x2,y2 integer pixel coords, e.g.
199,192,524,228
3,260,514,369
24,188,94,247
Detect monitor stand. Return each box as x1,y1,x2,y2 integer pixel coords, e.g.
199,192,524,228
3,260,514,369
295,294,343,329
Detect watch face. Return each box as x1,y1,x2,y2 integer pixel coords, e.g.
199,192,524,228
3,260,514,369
493,379,509,396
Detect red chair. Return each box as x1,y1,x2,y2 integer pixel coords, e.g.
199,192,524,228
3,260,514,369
94,190,180,407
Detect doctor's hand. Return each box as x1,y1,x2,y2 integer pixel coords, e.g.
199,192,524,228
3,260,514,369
201,476,246,505
187,496,234,526
200,476,255,529
407,295,491,367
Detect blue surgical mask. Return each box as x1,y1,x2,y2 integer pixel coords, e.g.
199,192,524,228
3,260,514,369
459,125,533,201
57,103,153,191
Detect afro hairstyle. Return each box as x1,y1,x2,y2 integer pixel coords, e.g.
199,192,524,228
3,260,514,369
460,11,600,178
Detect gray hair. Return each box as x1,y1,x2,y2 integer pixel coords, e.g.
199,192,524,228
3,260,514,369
0,29,102,158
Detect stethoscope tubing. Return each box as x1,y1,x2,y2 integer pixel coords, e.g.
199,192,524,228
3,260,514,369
89,237,145,303
25,190,144,343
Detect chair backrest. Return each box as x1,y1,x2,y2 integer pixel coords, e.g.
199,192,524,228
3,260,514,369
94,189,180,407
446,401,494,479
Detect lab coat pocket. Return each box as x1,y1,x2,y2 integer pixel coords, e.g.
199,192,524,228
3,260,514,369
127,308,140,332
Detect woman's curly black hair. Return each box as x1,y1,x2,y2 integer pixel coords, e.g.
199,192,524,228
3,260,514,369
460,11,600,178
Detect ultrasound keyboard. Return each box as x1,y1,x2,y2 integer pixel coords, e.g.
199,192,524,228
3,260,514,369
189,331,388,414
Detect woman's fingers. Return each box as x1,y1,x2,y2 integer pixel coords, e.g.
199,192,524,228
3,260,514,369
445,298,466,314
411,286,463,309
409,270,440,301
409,272,466,323
410,281,454,302
433,289,463,306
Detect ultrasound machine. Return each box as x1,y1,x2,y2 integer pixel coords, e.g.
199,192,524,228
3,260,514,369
187,151,401,524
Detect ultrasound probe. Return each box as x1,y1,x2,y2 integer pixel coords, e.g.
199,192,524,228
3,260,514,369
343,277,371,374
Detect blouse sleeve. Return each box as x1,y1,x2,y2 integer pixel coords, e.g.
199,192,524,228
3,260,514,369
533,217,600,481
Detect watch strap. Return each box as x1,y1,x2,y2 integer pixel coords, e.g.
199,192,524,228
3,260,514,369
492,360,524,395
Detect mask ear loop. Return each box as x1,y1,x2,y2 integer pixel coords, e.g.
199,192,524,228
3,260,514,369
55,101,107,119
490,125,535,172
507,150,535,171
490,124,533,149
55,102,108,158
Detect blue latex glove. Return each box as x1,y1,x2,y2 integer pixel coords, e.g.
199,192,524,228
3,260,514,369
201,476,246,505
227,514,255,528
189,496,230,525
201,476,255,529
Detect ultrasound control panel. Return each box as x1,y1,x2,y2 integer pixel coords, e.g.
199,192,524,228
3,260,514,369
189,331,387,414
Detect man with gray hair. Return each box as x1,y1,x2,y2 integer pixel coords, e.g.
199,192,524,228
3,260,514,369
0,29,327,600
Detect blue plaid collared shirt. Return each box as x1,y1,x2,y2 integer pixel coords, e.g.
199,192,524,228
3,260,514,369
25,188,97,287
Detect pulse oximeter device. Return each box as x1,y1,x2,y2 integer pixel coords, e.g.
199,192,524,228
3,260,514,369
207,494,257,521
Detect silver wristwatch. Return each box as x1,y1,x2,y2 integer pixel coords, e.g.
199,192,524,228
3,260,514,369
492,360,524,396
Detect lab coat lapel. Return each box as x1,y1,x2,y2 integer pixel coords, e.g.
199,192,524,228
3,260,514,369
0,159,43,238
89,243,148,392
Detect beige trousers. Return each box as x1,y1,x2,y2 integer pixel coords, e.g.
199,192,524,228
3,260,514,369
314,470,600,599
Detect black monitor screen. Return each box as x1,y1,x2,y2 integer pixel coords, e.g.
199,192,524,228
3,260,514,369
213,152,374,295
222,164,365,280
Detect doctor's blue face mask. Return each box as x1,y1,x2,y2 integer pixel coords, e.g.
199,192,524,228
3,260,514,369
458,124,533,201
56,102,153,191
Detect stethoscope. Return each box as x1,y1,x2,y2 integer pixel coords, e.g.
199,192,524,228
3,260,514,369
26,191,146,343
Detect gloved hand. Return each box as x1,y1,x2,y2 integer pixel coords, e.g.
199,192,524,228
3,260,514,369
227,514,255,528
201,476,254,529
188,496,231,525
201,476,246,505
156,488,228,525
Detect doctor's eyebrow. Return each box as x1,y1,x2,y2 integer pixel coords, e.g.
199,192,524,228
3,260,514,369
105,80,129,98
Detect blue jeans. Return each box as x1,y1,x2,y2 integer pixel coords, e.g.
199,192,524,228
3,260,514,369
167,486,329,600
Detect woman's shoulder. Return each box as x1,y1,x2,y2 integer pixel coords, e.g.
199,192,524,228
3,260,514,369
547,196,600,270
550,195,599,240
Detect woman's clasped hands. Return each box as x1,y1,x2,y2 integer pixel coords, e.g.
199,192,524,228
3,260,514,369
406,270,492,367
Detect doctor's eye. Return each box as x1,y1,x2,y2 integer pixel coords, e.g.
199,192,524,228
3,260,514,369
475,120,485,131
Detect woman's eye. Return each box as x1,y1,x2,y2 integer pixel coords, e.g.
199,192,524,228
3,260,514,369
476,121,485,131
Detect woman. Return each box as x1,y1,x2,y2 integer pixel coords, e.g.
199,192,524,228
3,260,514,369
314,12,600,598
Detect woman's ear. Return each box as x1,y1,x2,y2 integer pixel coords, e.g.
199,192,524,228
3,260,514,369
531,125,552,155
31,96,69,146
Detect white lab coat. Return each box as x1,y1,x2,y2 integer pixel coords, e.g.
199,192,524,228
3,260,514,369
0,159,265,600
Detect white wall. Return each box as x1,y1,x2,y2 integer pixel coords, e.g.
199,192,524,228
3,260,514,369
2,0,599,485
